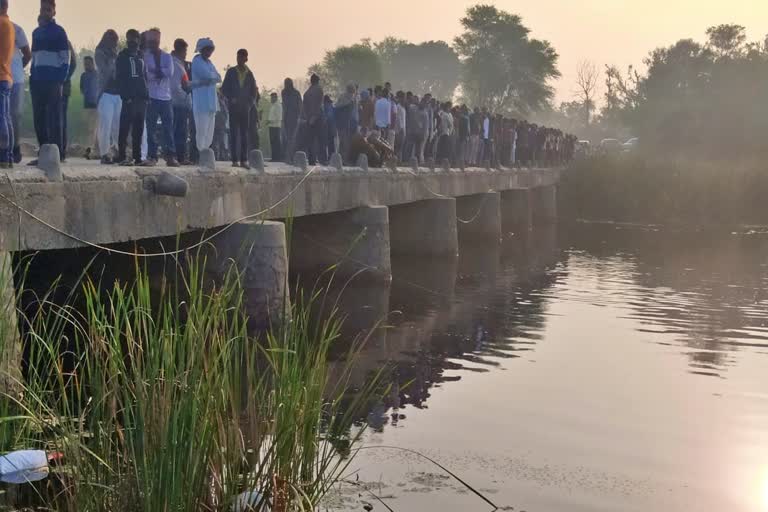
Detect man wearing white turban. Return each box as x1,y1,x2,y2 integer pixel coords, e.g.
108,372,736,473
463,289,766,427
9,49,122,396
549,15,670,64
190,38,220,152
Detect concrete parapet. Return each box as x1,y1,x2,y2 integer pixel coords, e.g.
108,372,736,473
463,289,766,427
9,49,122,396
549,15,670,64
213,220,289,330
38,144,62,182
389,198,459,258
152,171,188,197
249,150,266,172
500,189,532,238
290,205,392,282
456,192,502,244
356,153,369,171
294,151,309,172
0,244,19,395
199,148,216,171
329,153,343,171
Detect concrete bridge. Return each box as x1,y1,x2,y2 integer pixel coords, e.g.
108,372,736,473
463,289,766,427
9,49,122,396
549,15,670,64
0,153,561,329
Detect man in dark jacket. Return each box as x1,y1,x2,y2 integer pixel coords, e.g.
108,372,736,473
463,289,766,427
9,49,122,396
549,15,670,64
115,29,148,165
301,73,324,166
221,49,257,168
281,77,301,164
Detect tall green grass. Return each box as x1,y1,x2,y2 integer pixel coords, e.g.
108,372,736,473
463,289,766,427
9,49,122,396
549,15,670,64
0,251,382,511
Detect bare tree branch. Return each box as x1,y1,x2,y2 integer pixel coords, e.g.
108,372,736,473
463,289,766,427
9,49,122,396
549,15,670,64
573,60,600,126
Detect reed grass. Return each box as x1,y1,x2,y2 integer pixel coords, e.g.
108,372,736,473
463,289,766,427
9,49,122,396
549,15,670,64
0,249,383,512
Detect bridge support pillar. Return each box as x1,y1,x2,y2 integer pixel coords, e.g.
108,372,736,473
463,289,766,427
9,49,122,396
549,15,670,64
0,248,19,395
389,198,459,258
531,185,558,225
456,192,501,244
500,189,532,238
213,220,289,330
290,205,392,282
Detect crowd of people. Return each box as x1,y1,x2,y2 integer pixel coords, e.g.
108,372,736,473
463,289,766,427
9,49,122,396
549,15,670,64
0,0,576,171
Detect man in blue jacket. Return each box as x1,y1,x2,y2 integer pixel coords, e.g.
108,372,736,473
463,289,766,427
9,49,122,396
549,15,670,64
29,0,70,165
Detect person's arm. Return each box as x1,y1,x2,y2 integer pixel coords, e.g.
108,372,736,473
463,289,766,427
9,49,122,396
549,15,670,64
115,54,127,99
58,28,71,83
79,73,85,95
67,41,76,80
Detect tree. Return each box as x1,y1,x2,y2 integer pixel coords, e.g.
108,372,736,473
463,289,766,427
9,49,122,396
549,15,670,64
453,4,560,114
574,60,600,126
705,24,747,58
310,41,383,96
381,41,461,99
374,36,409,79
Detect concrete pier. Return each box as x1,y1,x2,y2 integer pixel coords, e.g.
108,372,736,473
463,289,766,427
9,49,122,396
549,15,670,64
389,198,459,258
290,205,392,282
531,185,558,225
0,245,19,394
500,189,532,238
456,192,502,244
213,220,289,330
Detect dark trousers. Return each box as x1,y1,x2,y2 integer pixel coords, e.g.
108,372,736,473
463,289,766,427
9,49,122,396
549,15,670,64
229,108,249,164
61,94,69,159
30,81,63,157
304,119,326,166
436,134,451,162
173,106,190,163
269,126,282,161
146,98,175,160
118,98,147,162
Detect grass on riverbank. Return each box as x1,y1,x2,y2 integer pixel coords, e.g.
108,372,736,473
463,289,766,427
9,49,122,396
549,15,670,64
559,154,768,226
0,253,382,511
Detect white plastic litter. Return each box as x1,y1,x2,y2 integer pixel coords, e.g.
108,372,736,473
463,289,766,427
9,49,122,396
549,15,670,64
0,450,49,484
231,490,270,512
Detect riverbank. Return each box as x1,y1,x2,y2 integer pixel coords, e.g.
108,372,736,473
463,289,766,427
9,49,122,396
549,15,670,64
558,155,768,226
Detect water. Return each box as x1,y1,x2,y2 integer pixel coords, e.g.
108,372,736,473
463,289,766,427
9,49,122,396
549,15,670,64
324,223,768,512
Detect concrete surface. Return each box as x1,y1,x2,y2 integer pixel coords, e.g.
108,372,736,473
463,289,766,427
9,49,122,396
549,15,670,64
0,158,560,252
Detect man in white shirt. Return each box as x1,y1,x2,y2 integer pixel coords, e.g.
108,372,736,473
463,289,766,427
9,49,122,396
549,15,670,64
481,108,491,163
10,23,29,163
394,91,407,162
437,102,454,162
374,88,391,142
267,92,282,161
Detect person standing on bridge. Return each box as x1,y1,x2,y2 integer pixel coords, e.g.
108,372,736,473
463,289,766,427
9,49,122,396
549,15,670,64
266,92,282,162
301,73,325,166
29,0,70,167
0,0,14,169
143,28,179,167
191,38,221,154
281,77,301,164
221,49,258,168
170,38,192,165
10,21,29,165
94,29,120,164
79,56,99,161
115,29,148,166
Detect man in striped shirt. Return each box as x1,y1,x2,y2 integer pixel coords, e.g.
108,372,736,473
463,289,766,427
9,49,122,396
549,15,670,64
29,0,70,164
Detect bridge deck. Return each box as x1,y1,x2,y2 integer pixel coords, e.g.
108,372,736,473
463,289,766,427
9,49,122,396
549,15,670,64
0,159,560,252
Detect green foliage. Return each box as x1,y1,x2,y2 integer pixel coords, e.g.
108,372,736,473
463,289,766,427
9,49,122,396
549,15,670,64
602,26,768,158
310,42,383,97
378,40,461,99
453,4,560,114
0,252,382,511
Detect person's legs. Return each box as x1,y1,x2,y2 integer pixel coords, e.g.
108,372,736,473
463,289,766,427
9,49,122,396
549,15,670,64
132,100,146,163
30,82,48,147
193,111,215,151
228,109,241,164
110,96,121,154
61,94,69,160
239,110,250,164
117,100,132,163
10,83,22,163
45,84,63,156
157,100,176,161
97,94,116,160
0,82,11,165
173,106,188,163
269,127,282,161
145,99,160,161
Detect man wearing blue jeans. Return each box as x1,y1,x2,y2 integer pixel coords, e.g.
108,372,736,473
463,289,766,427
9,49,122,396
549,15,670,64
10,22,29,164
143,28,178,167
29,0,70,167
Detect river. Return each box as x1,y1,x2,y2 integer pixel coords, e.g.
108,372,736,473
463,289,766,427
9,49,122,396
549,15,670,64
324,222,768,512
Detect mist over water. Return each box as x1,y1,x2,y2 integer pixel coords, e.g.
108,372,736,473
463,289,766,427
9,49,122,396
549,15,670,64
323,223,768,512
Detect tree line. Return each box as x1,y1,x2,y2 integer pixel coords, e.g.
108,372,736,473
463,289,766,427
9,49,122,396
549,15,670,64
309,4,560,116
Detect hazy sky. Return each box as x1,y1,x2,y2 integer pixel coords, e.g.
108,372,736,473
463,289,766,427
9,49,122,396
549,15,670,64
11,0,768,102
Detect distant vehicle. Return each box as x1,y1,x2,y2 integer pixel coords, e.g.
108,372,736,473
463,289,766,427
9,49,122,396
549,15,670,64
622,137,639,152
600,138,623,153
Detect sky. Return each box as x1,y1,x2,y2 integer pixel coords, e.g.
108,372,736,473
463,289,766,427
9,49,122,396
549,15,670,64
11,0,768,103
